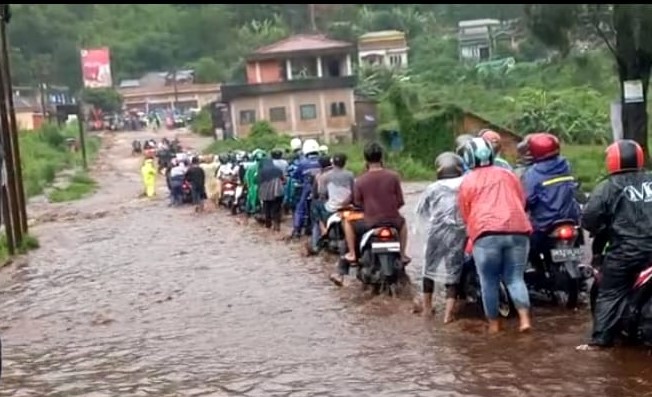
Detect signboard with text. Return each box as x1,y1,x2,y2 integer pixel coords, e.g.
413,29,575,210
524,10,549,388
80,47,113,89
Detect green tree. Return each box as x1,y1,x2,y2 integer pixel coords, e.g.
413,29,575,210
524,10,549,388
81,87,123,113
526,4,652,159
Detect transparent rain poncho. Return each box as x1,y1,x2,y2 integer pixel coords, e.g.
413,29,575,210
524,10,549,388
414,177,467,285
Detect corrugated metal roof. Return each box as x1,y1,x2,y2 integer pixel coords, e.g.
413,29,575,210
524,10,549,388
119,79,141,88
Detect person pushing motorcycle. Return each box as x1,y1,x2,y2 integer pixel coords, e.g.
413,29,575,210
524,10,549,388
578,139,652,350
521,133,581,274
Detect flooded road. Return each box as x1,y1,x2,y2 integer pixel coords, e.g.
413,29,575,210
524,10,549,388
0,131,649,396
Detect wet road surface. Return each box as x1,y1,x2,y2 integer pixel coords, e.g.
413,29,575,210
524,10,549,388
0,131,650,396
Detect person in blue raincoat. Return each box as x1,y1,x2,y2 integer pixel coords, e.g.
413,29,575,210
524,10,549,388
283,138,304,212
291,139,322,238
521,132,581,272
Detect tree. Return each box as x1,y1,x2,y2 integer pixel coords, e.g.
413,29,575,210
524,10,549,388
81,87,123,113
526,4,652,160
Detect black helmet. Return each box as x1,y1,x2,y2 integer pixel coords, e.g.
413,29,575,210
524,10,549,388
270,148,283,159
435,151,464,179
455,134,474,157
516,139,533,166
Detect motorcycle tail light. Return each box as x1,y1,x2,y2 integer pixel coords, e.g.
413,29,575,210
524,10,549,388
555,225,576,240
376,228,393,239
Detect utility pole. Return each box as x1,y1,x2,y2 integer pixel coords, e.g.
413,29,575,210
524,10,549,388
0,4,26,253
308,4,317,32
172,68,178,110
76,98,88,170
0,7,26,234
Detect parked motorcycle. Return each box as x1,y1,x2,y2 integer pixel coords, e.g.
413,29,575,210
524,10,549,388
590,264,652,346
525,219,588,308
354,226,407,296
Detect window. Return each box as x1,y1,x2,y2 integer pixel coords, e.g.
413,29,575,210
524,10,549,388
239,110,256,125
299,104,317,120
389,55,402,66
269,107,287,122
330,102,346,117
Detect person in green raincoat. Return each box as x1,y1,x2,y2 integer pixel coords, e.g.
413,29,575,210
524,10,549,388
244,149,266,215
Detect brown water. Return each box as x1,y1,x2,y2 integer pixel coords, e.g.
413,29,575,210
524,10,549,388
0,131,649,397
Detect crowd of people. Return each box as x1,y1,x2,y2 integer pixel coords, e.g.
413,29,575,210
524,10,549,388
139,130,652,351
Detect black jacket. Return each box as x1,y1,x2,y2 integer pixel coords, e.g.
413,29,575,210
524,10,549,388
582,170,652,261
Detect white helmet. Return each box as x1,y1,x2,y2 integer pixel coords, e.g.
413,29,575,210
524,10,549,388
290,138,302,151
319,145,328,153
302,139,320,155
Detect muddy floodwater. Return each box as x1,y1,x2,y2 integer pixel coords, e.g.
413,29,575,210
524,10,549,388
0,131,649,397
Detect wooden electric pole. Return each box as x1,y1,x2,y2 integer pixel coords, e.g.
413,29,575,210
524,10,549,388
308,4,317,32
0,6,26,234
0,4,27,254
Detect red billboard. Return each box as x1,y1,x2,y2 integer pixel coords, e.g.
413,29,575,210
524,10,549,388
80,47,113,89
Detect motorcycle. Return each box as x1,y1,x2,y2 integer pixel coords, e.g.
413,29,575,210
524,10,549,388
354,226,407,296
590,264,652,346
525,219,588,308
459,255,514,318
321,208,363,254
219,179,242,215
233,183,247,215
131,140,142,156
181,180,193,204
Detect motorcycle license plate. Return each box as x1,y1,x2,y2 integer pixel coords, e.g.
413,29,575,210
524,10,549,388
371,241,401,253
223,190,235,196
550,248,583,263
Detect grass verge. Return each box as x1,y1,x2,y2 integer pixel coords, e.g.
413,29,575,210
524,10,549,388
0,233,40,265
21,123,101,199
48,172,98,203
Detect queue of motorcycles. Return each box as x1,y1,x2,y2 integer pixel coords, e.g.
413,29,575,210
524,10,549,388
213,162,651,344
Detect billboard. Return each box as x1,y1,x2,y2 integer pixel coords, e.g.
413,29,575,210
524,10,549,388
80,47,113,89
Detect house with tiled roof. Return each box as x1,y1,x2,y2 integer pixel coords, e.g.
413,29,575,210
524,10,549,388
221,34,357,141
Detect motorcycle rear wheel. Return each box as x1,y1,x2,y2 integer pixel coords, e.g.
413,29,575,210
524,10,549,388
553,270,580,309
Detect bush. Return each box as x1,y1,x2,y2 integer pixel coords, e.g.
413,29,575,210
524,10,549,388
20,123,99,197
191,108,213,137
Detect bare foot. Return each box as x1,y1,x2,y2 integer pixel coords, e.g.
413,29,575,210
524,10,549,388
488,320,501,334
443,314,456,324
343,252,356,262
576,344,603,351
519,324,532,333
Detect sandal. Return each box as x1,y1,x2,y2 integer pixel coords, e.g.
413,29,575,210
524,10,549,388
341,253,357,263
329,274,344,287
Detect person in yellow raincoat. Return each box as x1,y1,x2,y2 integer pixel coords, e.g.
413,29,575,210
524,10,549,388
141,158,157,198
199,155,219,209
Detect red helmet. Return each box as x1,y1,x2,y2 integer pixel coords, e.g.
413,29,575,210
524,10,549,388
528,133,560,161
605,139,644,174
479,129,502,151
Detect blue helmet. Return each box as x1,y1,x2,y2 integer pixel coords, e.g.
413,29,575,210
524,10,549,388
460,137,494,169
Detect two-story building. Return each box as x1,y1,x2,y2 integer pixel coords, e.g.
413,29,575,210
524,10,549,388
220,34,357,141
458,19,517,62
358,30,409,69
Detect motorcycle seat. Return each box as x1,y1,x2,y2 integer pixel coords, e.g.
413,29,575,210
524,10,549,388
549,219,578,229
